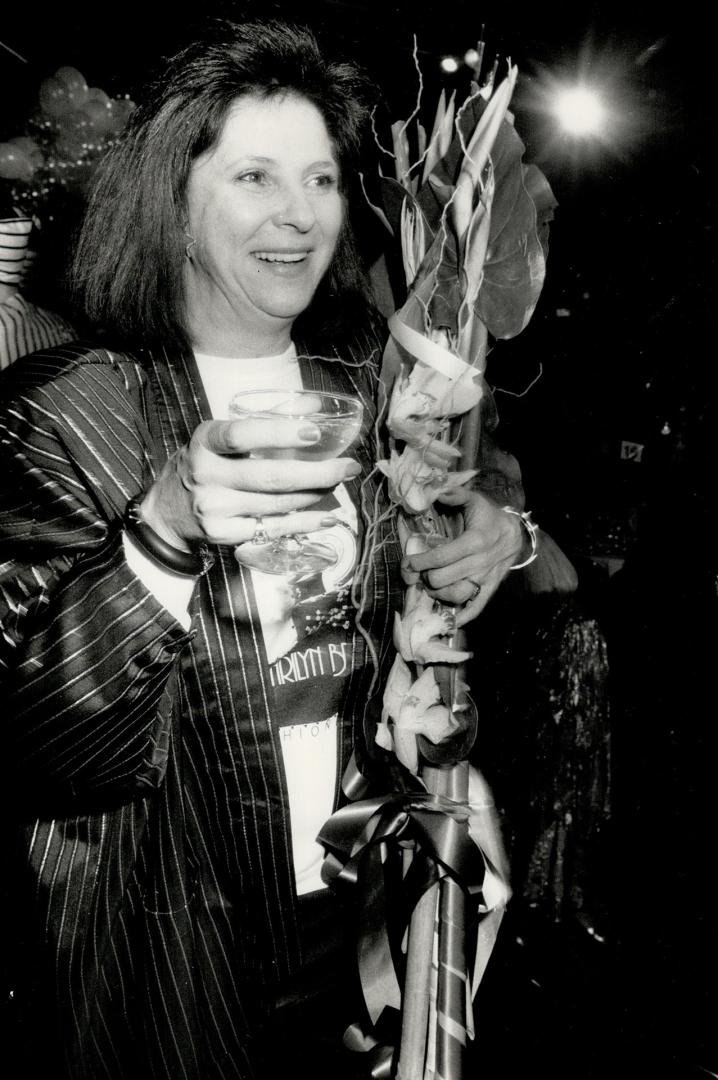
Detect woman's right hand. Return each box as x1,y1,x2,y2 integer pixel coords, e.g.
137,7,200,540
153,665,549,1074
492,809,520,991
135,417,361,551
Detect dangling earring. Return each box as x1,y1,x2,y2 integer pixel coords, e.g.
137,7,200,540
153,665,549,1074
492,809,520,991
184,227,196,261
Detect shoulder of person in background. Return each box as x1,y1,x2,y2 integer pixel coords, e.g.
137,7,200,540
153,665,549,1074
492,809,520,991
0,215,77,370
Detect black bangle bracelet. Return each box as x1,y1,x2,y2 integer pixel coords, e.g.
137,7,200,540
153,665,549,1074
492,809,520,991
123,497,210,577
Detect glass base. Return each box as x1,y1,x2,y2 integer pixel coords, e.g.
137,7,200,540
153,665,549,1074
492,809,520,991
235,536,337,576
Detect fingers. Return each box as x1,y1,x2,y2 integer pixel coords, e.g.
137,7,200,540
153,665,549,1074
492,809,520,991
406,533,504,578
192,485,326,521
144,431,360,550
236,457,360,493
190,480,344,545
180,439,361,495
423,578,480,605
227,510,341,547
434,486,472,507
419,568,498,626
200,417,321,456
429,550,517,590
454,565,506,627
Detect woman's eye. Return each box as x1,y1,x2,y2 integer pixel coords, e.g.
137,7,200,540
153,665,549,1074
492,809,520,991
237,170,267,185
309,173,338,189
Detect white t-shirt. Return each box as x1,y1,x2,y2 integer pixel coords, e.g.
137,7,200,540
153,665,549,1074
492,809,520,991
124,344,356,895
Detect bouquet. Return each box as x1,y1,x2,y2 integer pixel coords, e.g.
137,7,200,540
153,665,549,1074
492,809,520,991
322,47,556,1080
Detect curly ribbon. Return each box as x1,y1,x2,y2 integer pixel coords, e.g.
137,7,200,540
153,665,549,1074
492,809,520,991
318,764,509,1074
388,313,475,382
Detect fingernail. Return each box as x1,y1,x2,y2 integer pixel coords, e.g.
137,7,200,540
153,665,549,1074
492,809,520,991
298,424,321,443
345,461,362,478
320,516,339,527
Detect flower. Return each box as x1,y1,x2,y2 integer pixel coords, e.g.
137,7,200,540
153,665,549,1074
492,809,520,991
388,356,482,429
394,585,471,664
377,447,476,514
380,658,463,773
386,411,460,467
367,61,554,772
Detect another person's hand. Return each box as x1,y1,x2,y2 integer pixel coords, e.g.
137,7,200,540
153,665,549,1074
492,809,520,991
401,489,524,627
136,416,361,551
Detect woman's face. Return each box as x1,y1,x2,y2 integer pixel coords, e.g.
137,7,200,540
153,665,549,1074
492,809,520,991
184,93,344,352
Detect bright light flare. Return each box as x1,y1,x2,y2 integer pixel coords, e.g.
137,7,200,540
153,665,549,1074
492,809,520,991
440,56,460,74
554,86,608,137
514,49,637,166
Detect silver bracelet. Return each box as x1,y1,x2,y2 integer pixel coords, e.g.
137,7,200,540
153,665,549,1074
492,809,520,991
502,506,539,570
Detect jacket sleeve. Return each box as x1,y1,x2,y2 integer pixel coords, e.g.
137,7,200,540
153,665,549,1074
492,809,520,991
0,351,195,807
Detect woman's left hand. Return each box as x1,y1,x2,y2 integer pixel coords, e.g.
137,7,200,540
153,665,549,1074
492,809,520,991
400,489,524,627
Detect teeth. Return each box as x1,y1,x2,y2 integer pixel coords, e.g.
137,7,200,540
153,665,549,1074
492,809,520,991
254,252,306,263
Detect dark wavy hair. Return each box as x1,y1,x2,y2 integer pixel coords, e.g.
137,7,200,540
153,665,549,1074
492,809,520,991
69,19,376,351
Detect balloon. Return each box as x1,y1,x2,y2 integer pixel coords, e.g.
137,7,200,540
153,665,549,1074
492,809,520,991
8,136,45,170
55,137,88,161
108,97,136,131
0,142,35,181
53,123,89,160
53,66,88,105
85,87,110,108
60,160,94,194
82,90,115,134
38,75,74,118
59,107,92,133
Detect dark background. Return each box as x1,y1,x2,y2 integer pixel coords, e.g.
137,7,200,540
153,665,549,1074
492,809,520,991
2,0,713,562
2,3,715,1077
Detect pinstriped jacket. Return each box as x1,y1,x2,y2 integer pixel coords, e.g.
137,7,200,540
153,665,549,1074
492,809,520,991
0,327,402,1080
0,291,76,370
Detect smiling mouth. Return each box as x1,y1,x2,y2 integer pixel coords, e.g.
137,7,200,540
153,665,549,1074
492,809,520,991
253,251,309,263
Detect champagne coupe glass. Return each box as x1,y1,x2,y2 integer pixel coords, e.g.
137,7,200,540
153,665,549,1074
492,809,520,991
229,388,364,575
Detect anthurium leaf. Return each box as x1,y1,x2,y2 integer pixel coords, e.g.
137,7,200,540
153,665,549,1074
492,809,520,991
409,87,556,341
523,162,556,261
431,257,464,330
415,111,482,234
417,172,454,235
474,118,556,338
404,228,463,333
476,169,556,339
430,88,489,188
479,119,525,239
377,176,421,241
385,79,557,344
414,87,495,227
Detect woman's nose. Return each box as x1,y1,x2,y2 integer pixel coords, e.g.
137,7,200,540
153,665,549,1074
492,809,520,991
272,185,316,232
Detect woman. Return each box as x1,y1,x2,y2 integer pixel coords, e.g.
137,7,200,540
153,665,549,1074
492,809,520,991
0,19,525,1080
